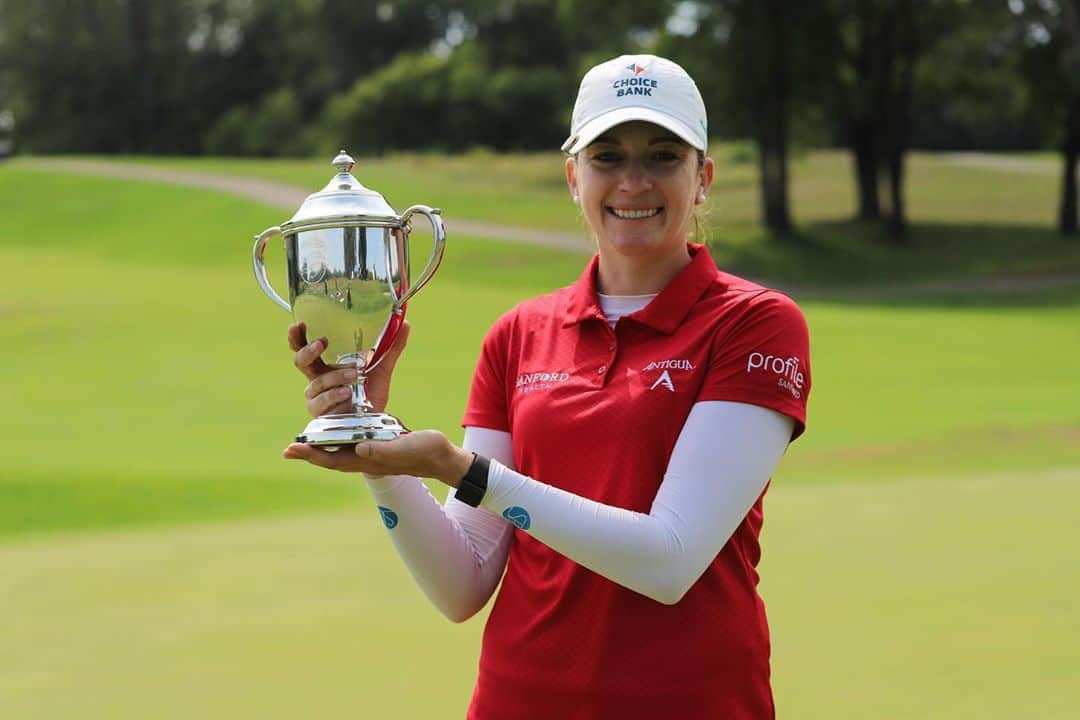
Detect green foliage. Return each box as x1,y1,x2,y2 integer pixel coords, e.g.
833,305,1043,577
204,87,307,156
318,43,571,154
202,105,254,156
913,2,1037,149
319,51,453,155
0,0,467,153
2,0,1076,161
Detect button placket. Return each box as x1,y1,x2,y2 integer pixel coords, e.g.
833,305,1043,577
593,322,617,387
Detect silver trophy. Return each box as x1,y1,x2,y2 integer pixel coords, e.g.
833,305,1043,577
253,150,445,446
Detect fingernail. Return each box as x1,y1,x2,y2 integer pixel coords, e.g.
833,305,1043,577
343,369,358,381
339,386,353,398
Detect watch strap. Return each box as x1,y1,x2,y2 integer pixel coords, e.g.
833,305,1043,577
456,453,490,507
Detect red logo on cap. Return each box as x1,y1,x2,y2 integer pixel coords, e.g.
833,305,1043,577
626,63,647,75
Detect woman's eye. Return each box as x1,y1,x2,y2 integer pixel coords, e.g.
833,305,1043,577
653,150,681,163
592,151,621,164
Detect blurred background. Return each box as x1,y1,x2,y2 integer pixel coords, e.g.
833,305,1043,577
1,1,1078,718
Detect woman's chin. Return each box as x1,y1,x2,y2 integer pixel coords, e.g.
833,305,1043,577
599,233,678,258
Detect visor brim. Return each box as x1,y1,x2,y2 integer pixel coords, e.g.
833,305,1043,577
561,106,706,155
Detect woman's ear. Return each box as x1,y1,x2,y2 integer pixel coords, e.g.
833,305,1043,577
696,156,715,205
566,155,579,203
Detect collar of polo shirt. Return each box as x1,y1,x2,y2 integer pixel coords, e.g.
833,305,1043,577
561,243,719,334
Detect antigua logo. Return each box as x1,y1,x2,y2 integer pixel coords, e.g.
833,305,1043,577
502,506,532,530
649,370,675,392
643,358,693,392
626,62,647,75
377,506,399,529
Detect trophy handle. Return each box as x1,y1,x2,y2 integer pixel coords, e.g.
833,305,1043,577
252,226,291,312
395,205,446,307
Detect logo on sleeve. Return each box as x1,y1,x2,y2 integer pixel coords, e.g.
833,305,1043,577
502,506,531,530
377,506,399,529
746,352,806,399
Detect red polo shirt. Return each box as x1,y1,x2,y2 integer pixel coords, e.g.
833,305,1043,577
462,244,810,720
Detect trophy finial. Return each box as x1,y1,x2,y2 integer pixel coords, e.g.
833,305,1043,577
332,150,355,174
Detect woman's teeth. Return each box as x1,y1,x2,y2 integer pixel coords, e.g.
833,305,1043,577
610,207,661,219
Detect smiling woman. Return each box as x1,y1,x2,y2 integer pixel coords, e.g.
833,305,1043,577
565,121,712,293
285,54,812,720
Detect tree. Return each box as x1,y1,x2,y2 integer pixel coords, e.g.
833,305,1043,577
826,0,996,238
0,0,189,152
1011,0,1080,235
661,1,836,235
1059,0,1080,235
828,0,930,237
746,0,796,234
0,0,471,154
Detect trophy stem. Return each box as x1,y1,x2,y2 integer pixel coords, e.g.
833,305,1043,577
297,361,407,445
352,369,375,414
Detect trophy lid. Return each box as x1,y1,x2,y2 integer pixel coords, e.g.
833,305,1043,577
281,150,398,231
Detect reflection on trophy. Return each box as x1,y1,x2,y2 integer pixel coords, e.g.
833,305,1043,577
253,150,446,446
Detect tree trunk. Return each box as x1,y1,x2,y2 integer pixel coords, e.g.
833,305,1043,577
1061,98,1080,236
885,0,916,240
886,146,907,238
1060,0,1080,236
758,0,793,234
852,122,881,220
845,0,886,222
759,140,792,234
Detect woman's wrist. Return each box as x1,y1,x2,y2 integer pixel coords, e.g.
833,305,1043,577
439,444,476,489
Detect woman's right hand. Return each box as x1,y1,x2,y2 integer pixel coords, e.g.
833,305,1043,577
287,321,411,418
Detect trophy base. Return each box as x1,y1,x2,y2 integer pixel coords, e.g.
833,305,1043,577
296,412,408,448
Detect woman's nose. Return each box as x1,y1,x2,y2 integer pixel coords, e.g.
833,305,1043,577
617,161,653,193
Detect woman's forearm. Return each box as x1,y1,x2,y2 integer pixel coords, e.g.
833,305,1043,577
364,428,514,622
477,402,794,605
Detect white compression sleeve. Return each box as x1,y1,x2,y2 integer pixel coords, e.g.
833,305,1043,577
480,401,795,605
363,427,514,622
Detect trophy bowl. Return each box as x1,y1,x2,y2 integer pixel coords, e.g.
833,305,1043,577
253,150,445,447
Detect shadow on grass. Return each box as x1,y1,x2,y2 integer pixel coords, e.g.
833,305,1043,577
708,220,1080,307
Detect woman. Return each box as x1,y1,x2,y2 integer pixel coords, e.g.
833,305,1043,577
285,54,811,720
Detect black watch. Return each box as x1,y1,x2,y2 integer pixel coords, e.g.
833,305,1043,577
456,453,490,507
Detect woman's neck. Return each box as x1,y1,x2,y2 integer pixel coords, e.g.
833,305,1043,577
595,244,691,295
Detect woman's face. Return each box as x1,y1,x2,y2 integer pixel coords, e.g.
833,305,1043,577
566,121,713,260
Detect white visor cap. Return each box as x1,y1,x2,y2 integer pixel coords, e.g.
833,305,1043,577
561,54,707,155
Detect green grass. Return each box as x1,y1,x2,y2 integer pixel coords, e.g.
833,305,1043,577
1,159,1078,719
786,298,1080,481
57,150,580,233
1,467,1075,718
0,167,583,539
763,466,1080,719
2,165,1078,538
32,148,1080,286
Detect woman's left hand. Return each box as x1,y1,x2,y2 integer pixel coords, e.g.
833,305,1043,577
283,430,473,488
